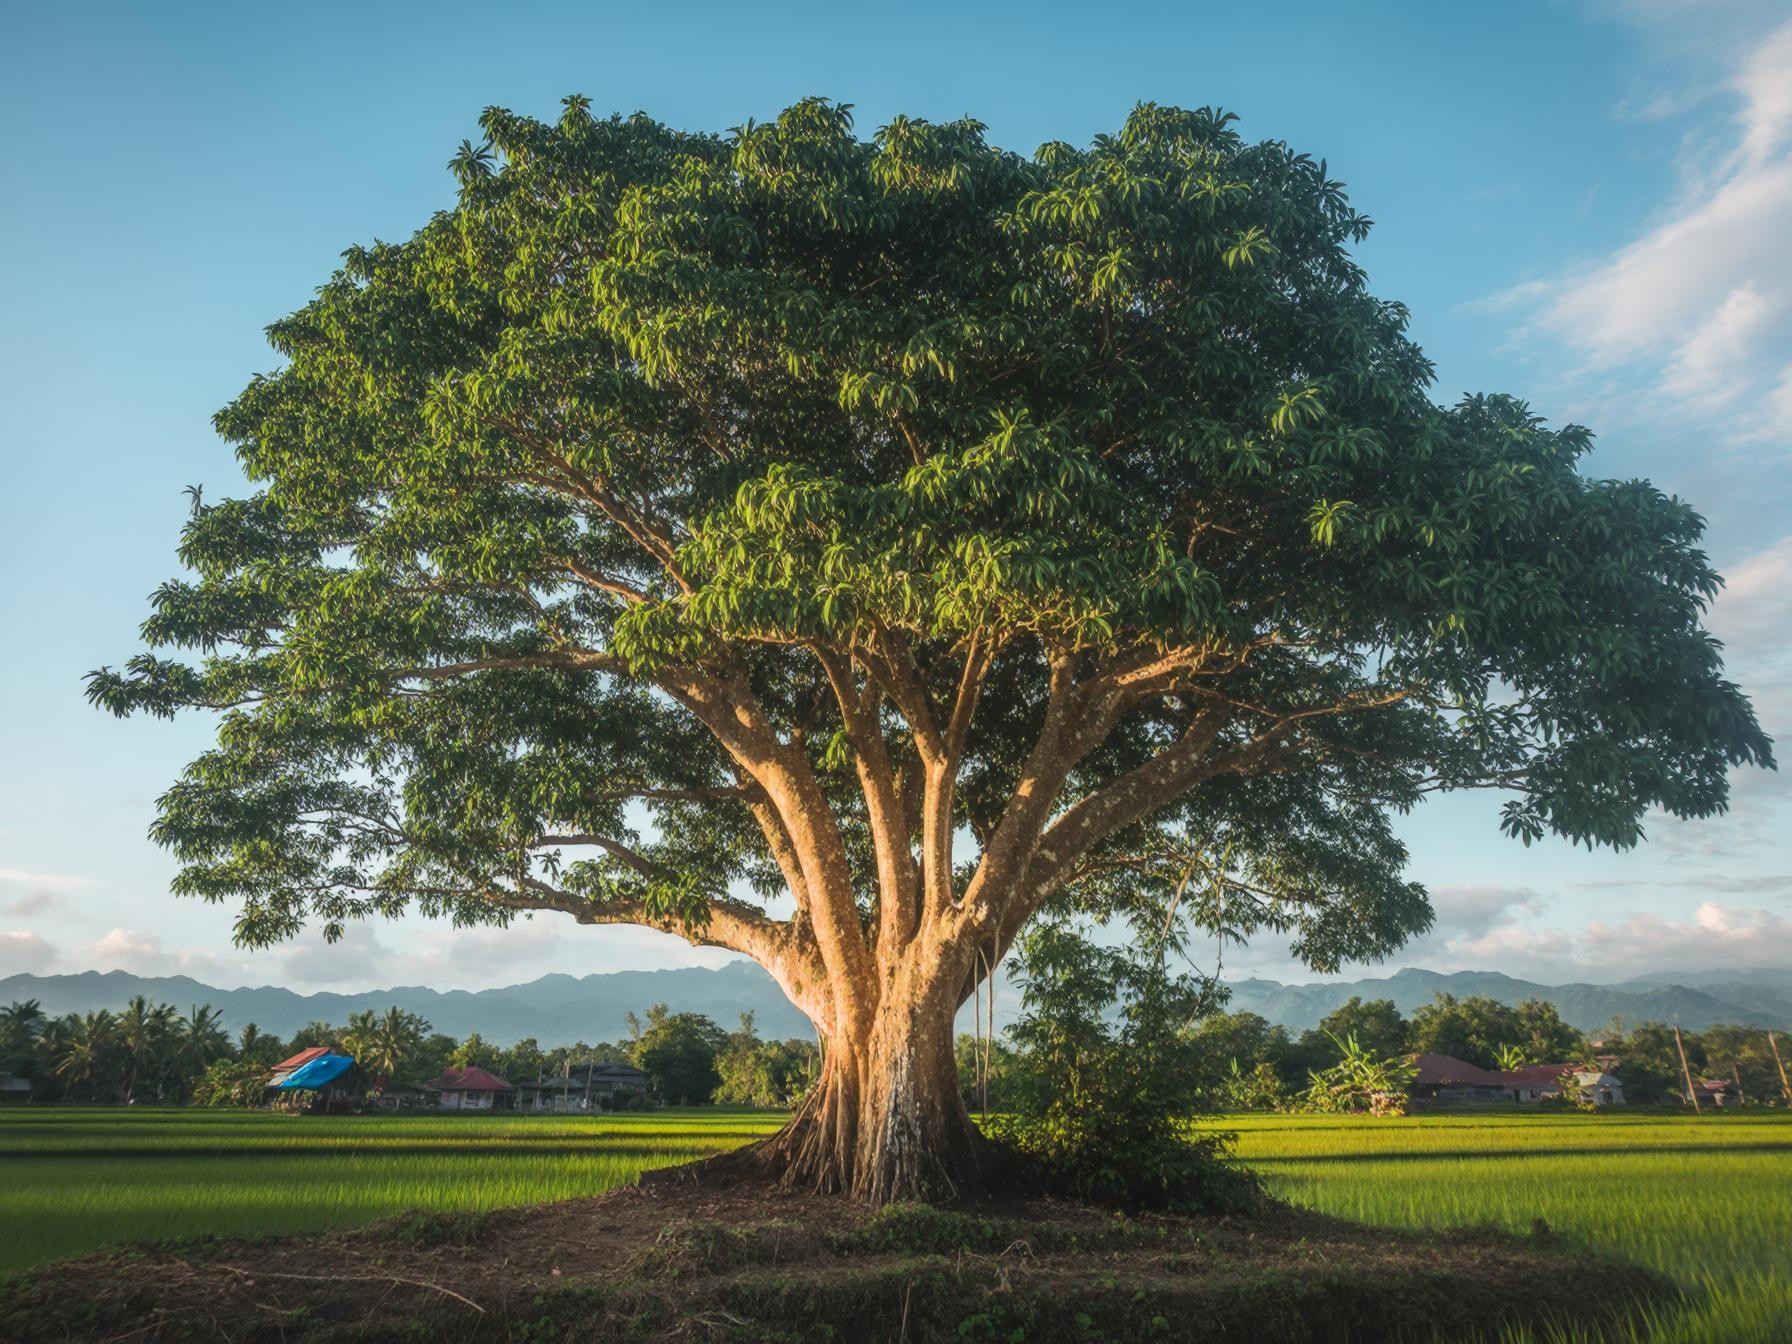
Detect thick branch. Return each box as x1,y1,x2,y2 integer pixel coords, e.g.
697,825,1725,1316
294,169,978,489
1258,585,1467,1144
815,647,919,954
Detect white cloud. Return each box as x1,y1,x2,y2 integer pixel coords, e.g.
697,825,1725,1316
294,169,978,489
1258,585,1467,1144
0,931,61,978
1708,532,1792,733
1499,20,1792,445
3,891,62,918
272,915,736,994
1425,885,1548,940
1440,900,1792,980
0,869,98,890
87,928,242,982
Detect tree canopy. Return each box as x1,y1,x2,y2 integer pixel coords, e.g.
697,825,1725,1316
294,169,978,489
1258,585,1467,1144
90,96,1772,1198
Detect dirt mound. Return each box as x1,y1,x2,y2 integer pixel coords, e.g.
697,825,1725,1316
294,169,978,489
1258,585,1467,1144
0,1183,1672,1342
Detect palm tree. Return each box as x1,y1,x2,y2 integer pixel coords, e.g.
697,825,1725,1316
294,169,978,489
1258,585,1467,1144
117,996,179,1103
361,1008,426,1094
33,1015,70,1098
1,998,44,1038
56,1010,118,1101
174,1005,231,1100
1,999,45,1072
237,1022,277,1066
339,1010,380,1100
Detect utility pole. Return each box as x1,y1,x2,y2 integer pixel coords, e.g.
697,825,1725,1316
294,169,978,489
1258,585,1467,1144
1674,1024,1701,1113
1768,1031,1792,1106
1731,1061,1745,1106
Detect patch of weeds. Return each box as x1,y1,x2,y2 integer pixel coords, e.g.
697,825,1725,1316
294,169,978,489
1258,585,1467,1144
368,1208,493,1249
831,1201,1010,1256
626,1218,795,1279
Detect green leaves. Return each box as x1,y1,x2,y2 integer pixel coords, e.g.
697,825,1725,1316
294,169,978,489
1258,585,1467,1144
95,96,1773,970
1306,498,1353,547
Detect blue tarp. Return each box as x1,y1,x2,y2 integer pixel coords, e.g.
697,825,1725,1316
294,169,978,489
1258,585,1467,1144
271,1053,355,1091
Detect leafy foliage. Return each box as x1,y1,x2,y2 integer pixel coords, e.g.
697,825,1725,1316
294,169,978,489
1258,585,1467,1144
984,923,1258,1213
1301,1031,1418,1115
1409,994,1583,1071
85,96,1770,989
713,1012,820,1107
629,1004,730,1105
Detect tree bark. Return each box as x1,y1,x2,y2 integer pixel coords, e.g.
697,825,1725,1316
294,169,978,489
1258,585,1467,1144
680,976,989,1203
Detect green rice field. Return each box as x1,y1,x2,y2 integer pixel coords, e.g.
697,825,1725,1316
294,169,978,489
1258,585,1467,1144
2,1108,1788,1341
1211,1112,1792,1343
0,1107,785,1273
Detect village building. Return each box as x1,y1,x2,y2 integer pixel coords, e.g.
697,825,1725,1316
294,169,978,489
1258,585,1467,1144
1410,1054,1513,1106
365,1081,435,1112
266,1048,360,1110
424,1065,515,1111
1409,1054,1624,1108
516,1061,649,1113
0,1072,33,1104
1691,1077,1741,1108
267,1046,338,1087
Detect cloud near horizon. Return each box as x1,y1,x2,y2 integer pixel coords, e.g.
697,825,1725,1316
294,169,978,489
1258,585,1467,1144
1421,900,1792,982
0,931,61,979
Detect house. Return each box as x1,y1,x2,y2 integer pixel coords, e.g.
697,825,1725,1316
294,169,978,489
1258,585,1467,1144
1410,1054,1514,1106
1409,1054,1625,1108
366,1081,434,1112
1691,1078,1740,1108
425,1066,515,1111
1503,1063,1625,1107
268,1046,339,1086
267,1049,360,1110
517,1062,649,1113
0,1073,33,1104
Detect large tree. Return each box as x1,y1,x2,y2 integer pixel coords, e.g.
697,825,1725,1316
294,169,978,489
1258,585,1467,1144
92,99,1771,1201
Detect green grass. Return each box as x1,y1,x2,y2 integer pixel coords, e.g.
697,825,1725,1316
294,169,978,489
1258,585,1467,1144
1206,1111,1792,1344
4,1108,1788,1342
0,1106,785,1273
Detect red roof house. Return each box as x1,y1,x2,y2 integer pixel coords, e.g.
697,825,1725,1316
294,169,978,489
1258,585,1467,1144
1408,1054,1624,1108
425,1066,515,1112
271,1046,336,1074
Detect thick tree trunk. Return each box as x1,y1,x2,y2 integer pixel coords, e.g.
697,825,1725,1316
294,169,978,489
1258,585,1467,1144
687,981,990,1204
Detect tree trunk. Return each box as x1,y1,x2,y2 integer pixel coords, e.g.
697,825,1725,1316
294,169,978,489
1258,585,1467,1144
684,982,989,1204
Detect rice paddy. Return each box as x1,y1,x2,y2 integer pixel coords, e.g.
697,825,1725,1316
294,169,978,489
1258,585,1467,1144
1210,1112,1792,1344
2,1108,1788,1341
0,1107,785,1273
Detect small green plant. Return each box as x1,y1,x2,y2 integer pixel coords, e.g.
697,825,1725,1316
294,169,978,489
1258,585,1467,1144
1493,1043,1530,1072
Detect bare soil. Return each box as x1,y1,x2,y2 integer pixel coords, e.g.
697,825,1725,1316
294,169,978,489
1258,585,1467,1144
0,1179,1673,1343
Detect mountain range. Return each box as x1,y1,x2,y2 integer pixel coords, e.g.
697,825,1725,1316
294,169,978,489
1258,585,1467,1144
2,963,1788,1046
1219,966,1792,1035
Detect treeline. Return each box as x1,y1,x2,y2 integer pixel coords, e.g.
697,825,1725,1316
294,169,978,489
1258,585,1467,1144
960,991,1792,1112
0,998,816,1110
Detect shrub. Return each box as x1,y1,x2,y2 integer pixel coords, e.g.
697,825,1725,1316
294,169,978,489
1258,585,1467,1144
987,922,1260,1214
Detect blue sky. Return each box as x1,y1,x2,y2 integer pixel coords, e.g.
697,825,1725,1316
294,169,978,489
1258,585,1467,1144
2,1,1788,993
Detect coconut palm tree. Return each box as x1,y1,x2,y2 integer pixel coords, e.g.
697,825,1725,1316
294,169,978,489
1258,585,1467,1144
117,996,180,1102
173,1005,231,1099
237,1022,280,1066
1,999,44,1073
56,1010,118,1101
361,1008,427,1094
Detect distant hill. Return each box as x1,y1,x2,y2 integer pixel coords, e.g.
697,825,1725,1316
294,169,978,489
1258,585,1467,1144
0,963,813,1046
2,963,1787,1045
1220,967,1792,1034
